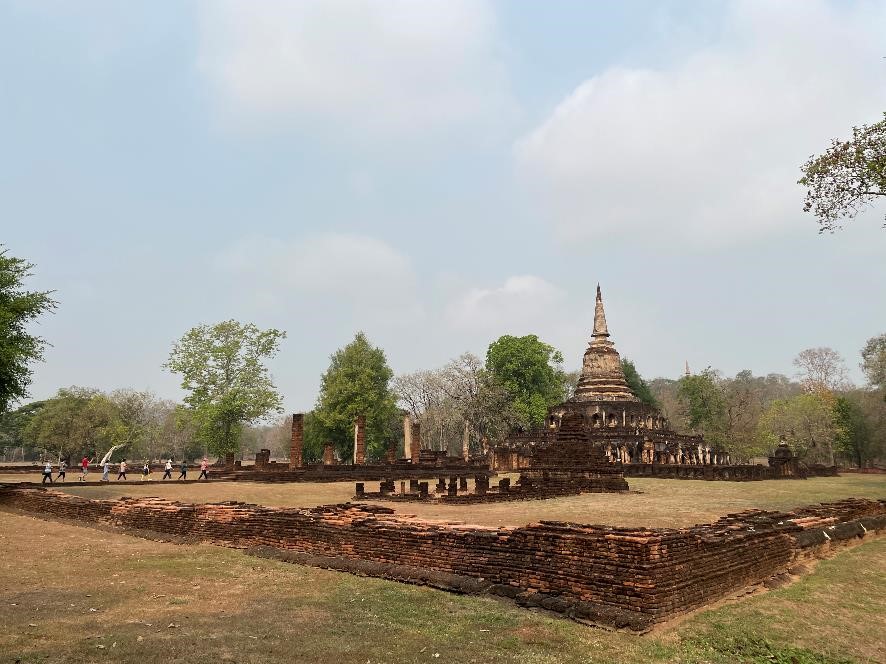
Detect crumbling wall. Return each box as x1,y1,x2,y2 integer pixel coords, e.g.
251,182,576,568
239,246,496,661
0,485,881,631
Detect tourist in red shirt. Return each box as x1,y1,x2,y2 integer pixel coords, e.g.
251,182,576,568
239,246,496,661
79,456,89,482
198,457,209,480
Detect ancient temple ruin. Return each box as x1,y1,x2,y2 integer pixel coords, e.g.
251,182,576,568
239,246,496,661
493,285,725,472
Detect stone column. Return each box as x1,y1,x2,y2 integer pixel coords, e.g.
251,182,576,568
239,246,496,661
386,439,396,463
410,422,421,464
323,443,335,465
462,420,470,461
290,413,304,469
354,415,366,465
403,414,413,460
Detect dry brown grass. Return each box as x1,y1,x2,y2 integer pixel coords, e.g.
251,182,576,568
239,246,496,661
3,472,881,529
0,509,884,663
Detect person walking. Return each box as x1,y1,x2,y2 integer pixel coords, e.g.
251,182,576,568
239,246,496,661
162,459,173,480
177,460,187,481
41,460,53,484
79,456,89,482
198,457,209,481
101,460,111,482
117,459,128,481
141,460,151,481
56,459,67,482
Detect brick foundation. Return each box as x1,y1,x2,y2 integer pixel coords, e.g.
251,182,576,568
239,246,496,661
1,485,881,631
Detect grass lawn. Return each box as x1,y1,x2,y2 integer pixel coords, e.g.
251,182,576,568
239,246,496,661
0,510,883,664
2,473,882,529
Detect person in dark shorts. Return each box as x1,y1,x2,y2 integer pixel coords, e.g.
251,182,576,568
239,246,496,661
162,459,173,480
177,460,187,480
141,460,151,481
198,457,209,480
56,459,67,482
42,460,53,484
117,459,127,481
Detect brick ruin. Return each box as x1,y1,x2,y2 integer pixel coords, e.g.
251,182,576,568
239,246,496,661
1,484,882,631
357,409,630,503
215,415,495,485
493,286,828,481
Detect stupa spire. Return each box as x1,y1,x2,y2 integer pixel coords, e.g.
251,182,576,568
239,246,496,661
592,283,610,338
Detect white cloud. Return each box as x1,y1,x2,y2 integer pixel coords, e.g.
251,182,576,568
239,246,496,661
445,275,566,333
515,1,886,246
216,232,416,307
197,0,515,137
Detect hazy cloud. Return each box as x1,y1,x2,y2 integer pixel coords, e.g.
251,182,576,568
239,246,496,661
515,1,886,246
197,0,515,137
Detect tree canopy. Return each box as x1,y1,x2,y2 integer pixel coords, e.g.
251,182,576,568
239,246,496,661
0,248,57,414
165,320,286,457
621,358,658,407
860,333,886,392
485,335,566,428
799,112,886,232
24,387,116,461
314,332,399,460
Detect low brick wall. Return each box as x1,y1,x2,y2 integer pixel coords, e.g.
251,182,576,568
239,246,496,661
0,485,882,631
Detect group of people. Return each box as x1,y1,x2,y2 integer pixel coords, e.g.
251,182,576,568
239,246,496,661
40,457,211,483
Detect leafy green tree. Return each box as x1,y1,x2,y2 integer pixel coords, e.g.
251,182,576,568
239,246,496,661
621,358,658,407
799,112,886,232
0,400,46,460
757,392,840,465
832,395,871,467
485,335,565,428
24,388,116,461
860,333,886,393
314,332,399,460
677,369,728,446
164,320,286,457
0,247,57,414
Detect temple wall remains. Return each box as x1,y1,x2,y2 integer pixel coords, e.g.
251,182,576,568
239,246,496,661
1,485,882,631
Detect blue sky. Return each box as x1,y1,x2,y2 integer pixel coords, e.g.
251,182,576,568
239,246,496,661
2,0,884,412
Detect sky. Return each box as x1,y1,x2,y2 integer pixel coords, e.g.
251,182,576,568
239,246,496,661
2,0,885,413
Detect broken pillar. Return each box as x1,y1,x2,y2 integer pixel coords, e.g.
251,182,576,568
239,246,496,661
475,474,488,495
225,452,235,469
498,477,510,493
323,443,335,465
436,477,446,493
403,414,413,460
355,482,364,498
410,421,421,464
354,415,366,465
409,478,419,493
290,413,304,469
386,439,397,463
418,481,428,498
447,475,458,496
459,476,468,491
462,420,470,461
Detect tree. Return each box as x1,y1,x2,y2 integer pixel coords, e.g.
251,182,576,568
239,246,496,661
799,112,886,232
164,320,286,457
793,347,849,393
621,358,658,407
757,392,840,465
832,395,871,468
0,400,46,461
677,369,728,446
860,333,886,392
0,247,57,414
485,335,566,428
24,388,116,461
314,332,398,460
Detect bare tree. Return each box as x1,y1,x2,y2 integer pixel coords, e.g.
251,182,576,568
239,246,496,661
793,347,850,393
